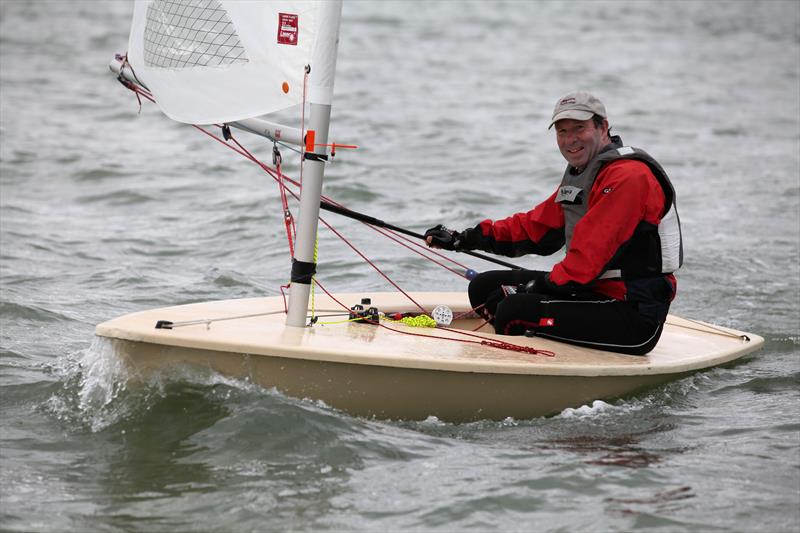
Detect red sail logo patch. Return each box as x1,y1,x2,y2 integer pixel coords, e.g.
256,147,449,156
277,13,298,45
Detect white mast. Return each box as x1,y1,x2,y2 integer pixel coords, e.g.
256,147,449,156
286,0,343,328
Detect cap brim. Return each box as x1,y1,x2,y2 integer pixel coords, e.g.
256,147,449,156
548,109,595,129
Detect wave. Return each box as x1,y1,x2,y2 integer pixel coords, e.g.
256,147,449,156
71,167,134,182
75,189,155,206
0,301,73,323
712,371,800,396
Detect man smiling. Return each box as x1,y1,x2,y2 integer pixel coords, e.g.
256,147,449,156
552,92,611,170
425,91,683,355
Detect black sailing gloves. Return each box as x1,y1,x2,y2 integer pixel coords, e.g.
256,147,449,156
424,224,468,251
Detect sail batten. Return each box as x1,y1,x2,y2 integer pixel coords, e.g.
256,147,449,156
127,0,326,125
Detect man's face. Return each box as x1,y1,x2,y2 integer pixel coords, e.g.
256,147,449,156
555,118,609,170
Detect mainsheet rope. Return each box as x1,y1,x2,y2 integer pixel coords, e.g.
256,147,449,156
119,79,473,313
228,135,472,282
117,76,554,356
219,128,444,313
119,77,470,281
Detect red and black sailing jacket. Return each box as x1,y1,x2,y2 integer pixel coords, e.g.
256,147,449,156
460,137,683,317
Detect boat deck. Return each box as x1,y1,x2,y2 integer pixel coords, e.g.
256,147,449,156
95,292,762,377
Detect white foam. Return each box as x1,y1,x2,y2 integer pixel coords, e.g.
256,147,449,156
75,337,146,432
558,399,616,418
77,338,130,415
500,416,519,426
419,415,445,426
48,337,266,432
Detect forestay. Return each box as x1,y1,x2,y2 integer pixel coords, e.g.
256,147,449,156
127,0,328,125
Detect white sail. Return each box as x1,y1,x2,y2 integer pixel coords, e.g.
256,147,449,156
127,0,328,124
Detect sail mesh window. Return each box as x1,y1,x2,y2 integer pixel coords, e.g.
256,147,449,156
144,0,249,69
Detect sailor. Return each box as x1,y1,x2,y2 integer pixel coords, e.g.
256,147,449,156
425,91,682,355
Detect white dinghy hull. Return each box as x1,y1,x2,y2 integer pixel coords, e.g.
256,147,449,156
95,292,763,421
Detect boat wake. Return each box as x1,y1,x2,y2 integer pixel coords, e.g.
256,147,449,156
42,338,268,433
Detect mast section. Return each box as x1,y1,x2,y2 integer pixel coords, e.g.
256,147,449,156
286,0,343,328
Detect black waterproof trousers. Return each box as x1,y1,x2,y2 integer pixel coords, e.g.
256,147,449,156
468,270,666,356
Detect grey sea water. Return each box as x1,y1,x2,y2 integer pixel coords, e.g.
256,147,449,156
1,1,799,531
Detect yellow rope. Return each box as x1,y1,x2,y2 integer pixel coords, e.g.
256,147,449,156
318,313,438,328
310,233,318,322
399,314,437,328
317,316,365,325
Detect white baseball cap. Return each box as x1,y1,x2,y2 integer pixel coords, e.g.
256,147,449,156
548,91,607,129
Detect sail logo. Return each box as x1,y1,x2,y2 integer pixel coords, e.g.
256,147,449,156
278,13,299,45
